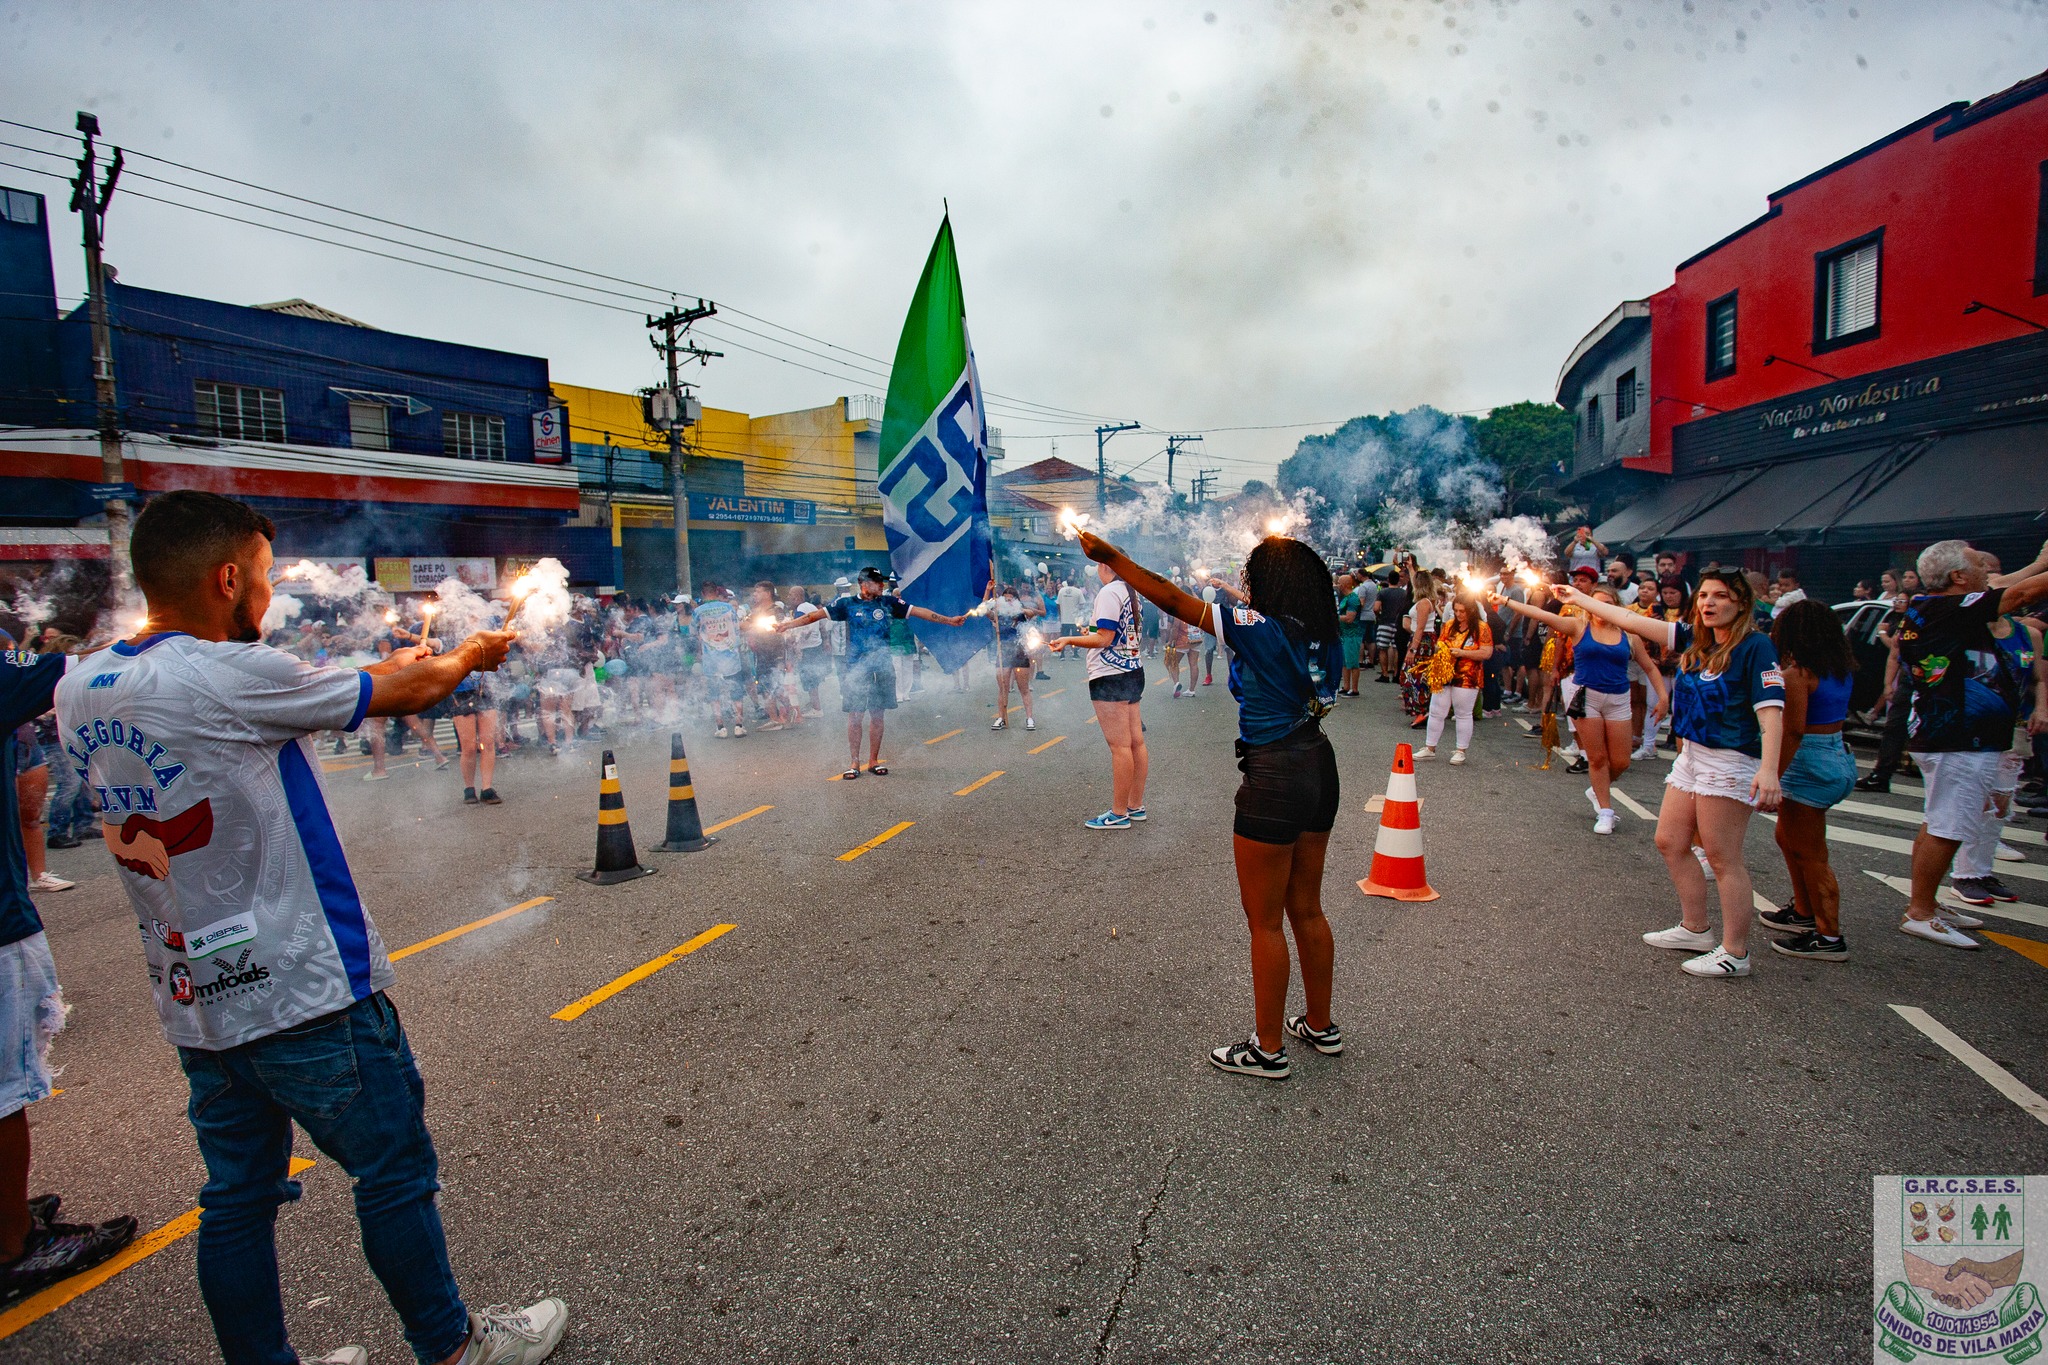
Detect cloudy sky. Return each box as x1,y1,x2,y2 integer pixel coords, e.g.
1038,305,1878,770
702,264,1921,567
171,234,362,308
4,0,2043,484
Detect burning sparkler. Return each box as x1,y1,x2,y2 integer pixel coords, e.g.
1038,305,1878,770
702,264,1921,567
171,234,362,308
1263,513,1296,537
417,601,437,650
1056,508,1091,540
750,612,778,632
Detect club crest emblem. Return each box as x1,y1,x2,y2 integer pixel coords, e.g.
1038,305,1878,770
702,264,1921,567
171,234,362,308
1875,1176,2042,1361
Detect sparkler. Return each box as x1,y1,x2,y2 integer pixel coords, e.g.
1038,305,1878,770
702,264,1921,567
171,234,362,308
1056,508,1091,539
1023,626,1045,651
417,601,437,651
750,612,778,632
384,609,399,625
1263,513,1295,537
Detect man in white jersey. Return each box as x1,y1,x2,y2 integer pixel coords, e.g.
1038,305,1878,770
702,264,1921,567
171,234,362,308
1045,562,1149,829
56,492,566,1365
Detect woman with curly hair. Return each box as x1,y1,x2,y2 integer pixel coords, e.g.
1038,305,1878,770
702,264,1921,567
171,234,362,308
1072,529,1343,1080
1754,599,1859,960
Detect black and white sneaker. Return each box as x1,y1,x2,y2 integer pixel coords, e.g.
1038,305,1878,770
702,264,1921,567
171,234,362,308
0,1215,139,1300
1770,930,1848,961
1207,1036,1290,1079
1283,1015,1344,1055
1756,904,1816,933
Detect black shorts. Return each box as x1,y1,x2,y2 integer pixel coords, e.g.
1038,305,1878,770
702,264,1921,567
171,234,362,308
1001,644,1035,672
1234,725,1340,845
1088,670,1144,704
448,689,486,718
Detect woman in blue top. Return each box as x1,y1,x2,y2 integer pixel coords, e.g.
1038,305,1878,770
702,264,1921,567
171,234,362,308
1493,582,1666,835
1755,600,1858,961
1074,529,1342,1081
1562,570,1784,979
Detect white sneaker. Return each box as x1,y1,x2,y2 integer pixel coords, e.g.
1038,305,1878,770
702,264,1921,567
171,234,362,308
1692,846,1716,882
715,727,728,739
1449,749,1467,765
1995,842,2024,862
1025,718,1036,731
1939,902,1986,929
456,1298,569,1365
312,1351,368,1365
29,872,73,893
1643,924,1717,952
1416,746,1437,760
1594,810,1616,835
1680,946,1751,977
1899,915,1978,949
732,725,746,738
1585,786,1601,815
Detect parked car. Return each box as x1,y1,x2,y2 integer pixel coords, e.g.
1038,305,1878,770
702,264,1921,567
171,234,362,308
1833,598,1895,719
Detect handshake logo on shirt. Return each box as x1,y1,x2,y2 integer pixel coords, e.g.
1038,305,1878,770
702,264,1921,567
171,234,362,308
102,801,215,880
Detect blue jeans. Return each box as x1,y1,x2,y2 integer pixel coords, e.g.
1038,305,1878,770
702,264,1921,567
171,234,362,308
178,993,471,1365
42,743,92,841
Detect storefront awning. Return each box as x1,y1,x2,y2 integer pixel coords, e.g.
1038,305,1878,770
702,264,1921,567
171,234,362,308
1595,420,2048,549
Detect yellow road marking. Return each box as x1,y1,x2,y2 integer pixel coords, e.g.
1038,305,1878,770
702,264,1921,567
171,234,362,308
703,804,773,834
1028,735,1066,754
0,1157,317,1340
954,771,1004,796
924,729,964,745
552,924,735,1022
1086,716,1099,726
838,821,915,862
1985,931,2048,971
1039,688,1066,698
390,898,552,962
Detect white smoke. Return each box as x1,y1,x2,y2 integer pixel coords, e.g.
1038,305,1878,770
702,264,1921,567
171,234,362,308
276,559,372,598
261,591,303,634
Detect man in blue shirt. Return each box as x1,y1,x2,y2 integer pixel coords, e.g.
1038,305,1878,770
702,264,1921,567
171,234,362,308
776,567,964,778
0,642,138,1295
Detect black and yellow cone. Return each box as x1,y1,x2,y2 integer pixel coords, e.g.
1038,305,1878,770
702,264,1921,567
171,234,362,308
651,732,717,853
577,749,657,886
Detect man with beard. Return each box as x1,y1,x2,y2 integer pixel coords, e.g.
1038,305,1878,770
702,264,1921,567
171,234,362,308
56,491,565,1365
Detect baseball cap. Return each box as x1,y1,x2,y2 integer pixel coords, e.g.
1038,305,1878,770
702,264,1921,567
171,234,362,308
1570,564,1599,580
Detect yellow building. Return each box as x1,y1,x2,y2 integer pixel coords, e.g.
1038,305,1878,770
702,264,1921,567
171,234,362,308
548,382,891,595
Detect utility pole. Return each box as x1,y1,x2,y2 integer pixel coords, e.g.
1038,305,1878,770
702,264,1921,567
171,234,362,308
1093,421,1139,513
1191,469,1220,506
646,300,718,597
68,112,127,589
1164,433,1202,492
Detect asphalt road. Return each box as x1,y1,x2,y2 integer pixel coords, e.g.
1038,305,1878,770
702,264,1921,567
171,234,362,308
6,656,2046,1364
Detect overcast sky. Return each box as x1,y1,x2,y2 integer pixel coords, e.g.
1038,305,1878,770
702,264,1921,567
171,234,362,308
4,0,2043,484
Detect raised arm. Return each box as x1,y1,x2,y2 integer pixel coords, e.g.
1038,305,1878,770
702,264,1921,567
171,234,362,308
1554,584,1672,646
1994,566,2048,616
1990,538,2048,589
366,631,517,717
1077,531,1209,628
906,604,968,627
1488,592,1585,640
773,608,830,633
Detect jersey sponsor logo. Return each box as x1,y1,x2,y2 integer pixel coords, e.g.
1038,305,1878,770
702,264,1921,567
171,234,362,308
2,650,43,667
70,715,185,790
1232,607,1265,625
186,913,257,959
194,948,271,1003
168,961,193,1005
88,673,119,689
103,800,215,880
150,918,187,951
1760,667,1784,689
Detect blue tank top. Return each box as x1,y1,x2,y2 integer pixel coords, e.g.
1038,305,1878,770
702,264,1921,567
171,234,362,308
1804,672,1852,727
1572,629,1631,694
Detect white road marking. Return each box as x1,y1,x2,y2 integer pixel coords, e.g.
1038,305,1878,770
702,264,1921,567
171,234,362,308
1763,817,2048,885
1888,1005,2048,1128
1752,890,1780,915
1609,788,1657,822
1515,718,1534,733
1863,870,2048,930
1831,798,2043,848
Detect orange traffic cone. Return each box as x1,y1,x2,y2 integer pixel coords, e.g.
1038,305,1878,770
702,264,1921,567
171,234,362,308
1358,742,1439,902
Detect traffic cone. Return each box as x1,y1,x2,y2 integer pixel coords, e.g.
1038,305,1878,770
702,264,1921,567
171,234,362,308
577,749,657,886
650,733,717,853
1358,742,1439,903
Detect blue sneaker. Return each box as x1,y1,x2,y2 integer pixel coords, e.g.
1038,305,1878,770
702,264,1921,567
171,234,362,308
1126,806,1148,822
1084,811,1132,830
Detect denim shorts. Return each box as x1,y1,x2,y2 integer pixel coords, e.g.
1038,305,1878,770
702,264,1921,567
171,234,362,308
1780,730,1858,811
841,655,898,713
0,932,64,1119
1088,670,1144,704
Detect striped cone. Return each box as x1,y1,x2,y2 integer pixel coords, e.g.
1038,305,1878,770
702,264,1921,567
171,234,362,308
1358,742,1439,903
651,732,717,853
577,749,657,886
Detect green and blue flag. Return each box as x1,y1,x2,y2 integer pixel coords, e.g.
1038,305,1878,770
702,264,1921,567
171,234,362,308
879,214,993,673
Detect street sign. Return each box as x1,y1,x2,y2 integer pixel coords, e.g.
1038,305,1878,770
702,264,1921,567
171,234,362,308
85,482,136,505
688,493,815,525
532,407,567,463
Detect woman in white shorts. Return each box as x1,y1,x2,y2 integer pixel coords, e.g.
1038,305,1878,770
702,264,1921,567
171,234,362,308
1561,571,1784,978
1494,583,1666,835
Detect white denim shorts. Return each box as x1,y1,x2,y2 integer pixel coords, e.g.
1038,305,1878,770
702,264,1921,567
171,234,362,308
0,932,65,1120
1913,750,2005,842
1577,686,1633,723
1666,741,1760,805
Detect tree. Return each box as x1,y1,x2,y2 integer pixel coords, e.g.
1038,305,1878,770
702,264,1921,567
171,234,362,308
1472,401,1574,520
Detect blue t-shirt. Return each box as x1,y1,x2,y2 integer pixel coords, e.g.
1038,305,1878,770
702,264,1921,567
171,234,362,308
0,649,69,947
1664,622,1785,758
827,593,909,663
1215,604,1340,745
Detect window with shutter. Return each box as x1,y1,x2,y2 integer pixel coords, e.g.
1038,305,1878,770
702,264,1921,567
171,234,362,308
1614,368,1638,422
1705,292,1738,380
348,402,389,450
194,381,287,443
2035,159,2047,297
1814,231,1883,351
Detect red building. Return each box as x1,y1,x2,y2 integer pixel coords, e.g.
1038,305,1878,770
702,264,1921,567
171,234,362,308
1581,67,2048,597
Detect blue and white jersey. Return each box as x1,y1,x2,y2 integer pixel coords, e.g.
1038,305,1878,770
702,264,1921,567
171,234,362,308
1661,621,1785,759
693,600,743,677
826,592,910,662
1086,580,1142,681
55,632,388,1051
1212,603,1340,745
